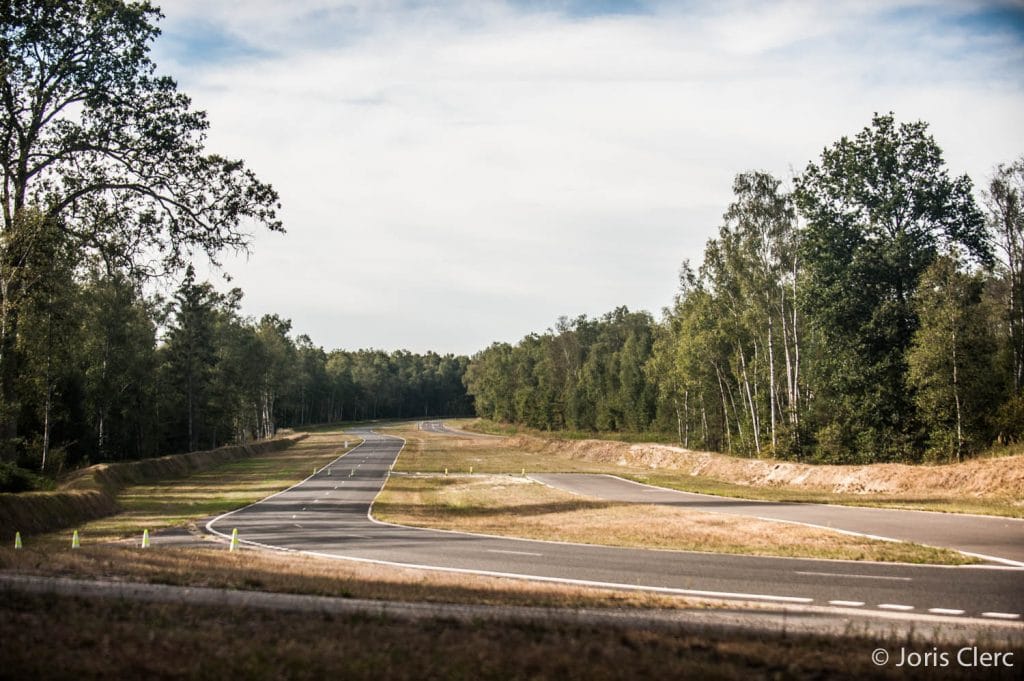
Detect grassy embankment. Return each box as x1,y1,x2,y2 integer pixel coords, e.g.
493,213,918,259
377,424,973,564
0,431,343,547
450,419,1024,518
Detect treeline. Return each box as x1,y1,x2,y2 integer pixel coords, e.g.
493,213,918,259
466,115,1024,463
0,2,471,485
4,250,472,476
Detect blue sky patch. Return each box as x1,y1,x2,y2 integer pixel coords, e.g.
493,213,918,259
158,20,273,66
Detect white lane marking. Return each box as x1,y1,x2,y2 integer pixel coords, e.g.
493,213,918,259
929,608,965,616
314,499,320,503
486,549,543,557
829,600,865,607
293,524,302,528
796,571,912,581
981,612,1021,620
955,551,1024,568
878,604,914,611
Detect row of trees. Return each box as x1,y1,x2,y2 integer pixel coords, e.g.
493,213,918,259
6,250,473,476
464,307,657,433
465,115,1024,463
1,1,472,484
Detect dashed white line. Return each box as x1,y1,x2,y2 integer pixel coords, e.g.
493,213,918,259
878,604,914,611
928,608,965,616
829,600,865,607
486,549,544,557
795,571,912,582
981,612,1021,620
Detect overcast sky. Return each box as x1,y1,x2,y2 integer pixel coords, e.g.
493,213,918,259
151,0,1024,356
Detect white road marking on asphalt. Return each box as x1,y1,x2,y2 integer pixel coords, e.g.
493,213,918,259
796,571,912,581
829,600,865,607
929,608,965,615
486,549,544,557
293,524,302,528
981,612,1020,619
878,604,914,611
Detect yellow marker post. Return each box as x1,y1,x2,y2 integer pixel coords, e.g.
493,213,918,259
14,532,22,549
521,468,525,477
229,528,239,552
71,530,80,549
444,467,448,476
469,466,473,474
141,529,150,549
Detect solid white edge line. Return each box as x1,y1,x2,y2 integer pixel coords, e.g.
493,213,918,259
580,474,1024,569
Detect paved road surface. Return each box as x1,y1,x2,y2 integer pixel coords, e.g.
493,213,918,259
207,428,1024,626
530,474,1024,565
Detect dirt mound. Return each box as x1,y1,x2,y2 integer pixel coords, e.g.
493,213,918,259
506,436,1024,500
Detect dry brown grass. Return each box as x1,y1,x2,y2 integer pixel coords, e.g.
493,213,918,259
374,475,973,564
0,542,720,611
6,589,1005,681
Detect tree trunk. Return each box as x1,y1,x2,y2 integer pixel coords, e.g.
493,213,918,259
767,312,777,451
738,347,760,453
952,325,963,462
714,364,733,453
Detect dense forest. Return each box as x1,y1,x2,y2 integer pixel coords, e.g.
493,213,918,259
466,117,1024,464
0,1,470,487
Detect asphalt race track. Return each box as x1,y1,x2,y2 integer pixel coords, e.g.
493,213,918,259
530,474,1024,565
207,428,1024,626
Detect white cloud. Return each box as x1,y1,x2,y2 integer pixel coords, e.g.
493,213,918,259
153,1,1024,354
